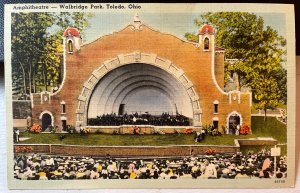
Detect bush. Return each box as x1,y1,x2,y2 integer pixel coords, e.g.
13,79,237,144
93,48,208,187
221,125,227,134
202,125,212,135
15,146,33,153
205,149,216,155
66,125,75,134
152,128,165,135
49,126,57,133
95,129,103,134
30,124,41,133
240,124,251,135
183,128,194,134
112,130,119,135
81,128,90,134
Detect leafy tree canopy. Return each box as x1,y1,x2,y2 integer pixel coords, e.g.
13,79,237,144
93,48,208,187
11,12,93,98
185,12,287,117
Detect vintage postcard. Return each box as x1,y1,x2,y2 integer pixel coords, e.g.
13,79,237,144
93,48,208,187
4,3,296,189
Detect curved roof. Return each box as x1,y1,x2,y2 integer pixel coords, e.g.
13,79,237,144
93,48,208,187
63,27,80,37
199,24,214,35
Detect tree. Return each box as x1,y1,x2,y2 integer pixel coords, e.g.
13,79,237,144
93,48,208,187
185,12,287,119
275,67,287,104
36,35,62,92
53,12,93,39
254,77,280,121
12,13,54,96
11,12,92,98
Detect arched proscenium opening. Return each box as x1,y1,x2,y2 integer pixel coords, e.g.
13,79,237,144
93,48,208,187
76,52,202,127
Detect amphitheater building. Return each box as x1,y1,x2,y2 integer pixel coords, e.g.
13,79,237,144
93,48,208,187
30,16,252,133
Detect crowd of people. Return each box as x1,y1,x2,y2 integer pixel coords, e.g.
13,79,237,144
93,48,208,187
88,112,190,126
14,150,287,180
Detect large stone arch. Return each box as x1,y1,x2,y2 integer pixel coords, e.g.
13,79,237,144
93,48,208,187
89,64,190,118
76,52,202,127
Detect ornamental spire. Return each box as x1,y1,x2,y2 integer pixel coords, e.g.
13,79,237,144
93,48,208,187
132,13,142,30
134,13,140,22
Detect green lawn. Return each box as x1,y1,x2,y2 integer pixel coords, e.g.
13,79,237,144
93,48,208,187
242,116,287,155
19,116,287,146
19,133,256,146
251,116,287,143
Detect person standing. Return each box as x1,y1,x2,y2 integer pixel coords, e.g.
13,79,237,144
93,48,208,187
79,125,83,135
26,116,32,128
15,129,20,142
203,160,217,179
236,124,240,136
13,129,16,143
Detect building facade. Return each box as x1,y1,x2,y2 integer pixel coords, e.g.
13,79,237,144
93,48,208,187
30,16,251,133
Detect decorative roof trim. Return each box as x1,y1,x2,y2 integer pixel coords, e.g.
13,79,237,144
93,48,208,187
81,23,199,48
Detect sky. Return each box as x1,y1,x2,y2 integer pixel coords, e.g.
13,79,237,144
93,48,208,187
1,11,286,61
82,12,286,44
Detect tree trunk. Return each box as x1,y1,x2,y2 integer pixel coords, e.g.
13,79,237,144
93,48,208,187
43,62,48,91
236,72,241,91
28,59,32,94
43,63,46,91
45,64,48,91
19,61,27,95
32,64,36,93
264,107,267,121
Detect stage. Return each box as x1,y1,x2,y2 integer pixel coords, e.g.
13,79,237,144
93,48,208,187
82,125,201,134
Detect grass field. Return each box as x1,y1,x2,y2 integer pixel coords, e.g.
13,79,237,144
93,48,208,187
18,132,257,146
251,116,287,143
18,116,287,147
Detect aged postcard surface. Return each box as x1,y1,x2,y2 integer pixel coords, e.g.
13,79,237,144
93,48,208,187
4,3,295,189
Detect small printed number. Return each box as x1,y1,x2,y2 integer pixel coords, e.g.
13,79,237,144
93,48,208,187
275,180,285,183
